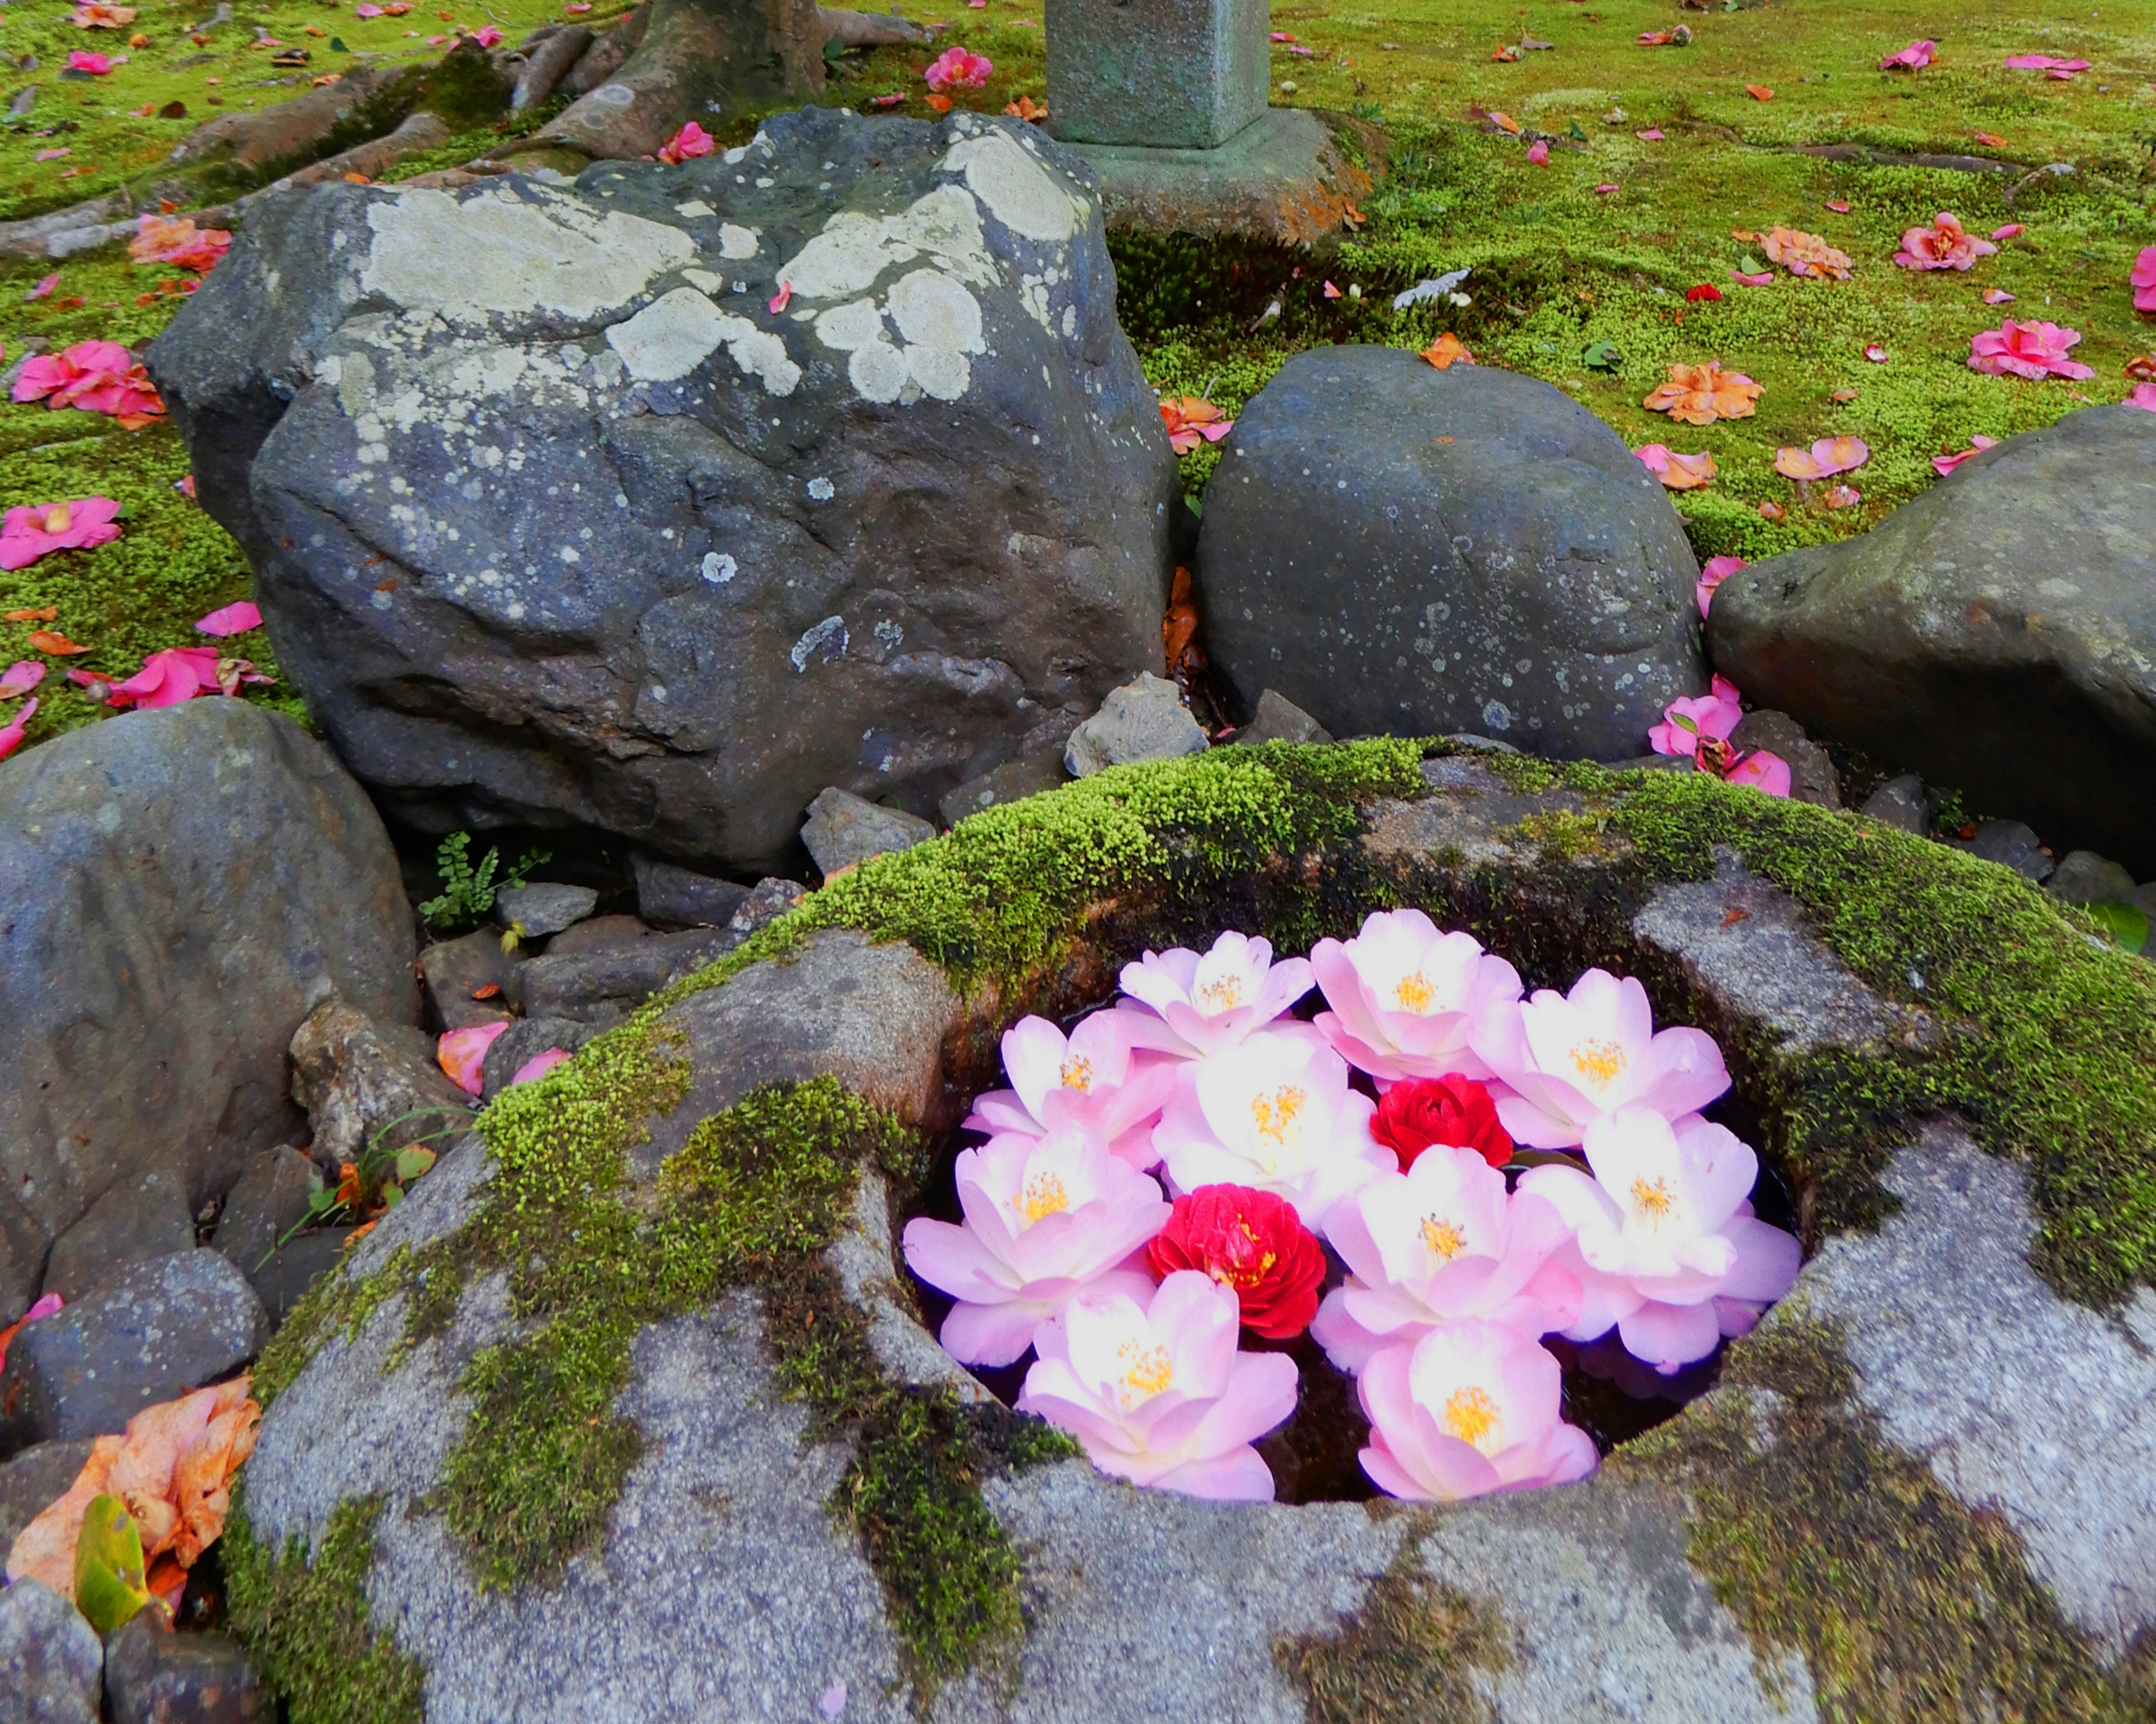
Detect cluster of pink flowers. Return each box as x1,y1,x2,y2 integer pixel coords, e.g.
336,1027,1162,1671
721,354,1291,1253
12,340,163,426
924,45,992,91
904,920,1800,1503
1648,674,1792,796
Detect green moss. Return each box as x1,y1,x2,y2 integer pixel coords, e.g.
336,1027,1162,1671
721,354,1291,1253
221,1494,426,1724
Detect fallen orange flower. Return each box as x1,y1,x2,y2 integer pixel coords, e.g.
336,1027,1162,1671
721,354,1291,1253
1420,333,1474,370
1159,396,1234,454
1643,360,1760,426
1762,226,1852,281
1745,84,1774,100
6,605,58,622
1634,444,1717,490
1162,565,1203,676
1774,435,1870,481
27,630,90,655
1003,95,1047,122
1488,110,1522,134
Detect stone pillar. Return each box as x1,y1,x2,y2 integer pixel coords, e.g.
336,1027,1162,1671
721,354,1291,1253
1046,0,1269,150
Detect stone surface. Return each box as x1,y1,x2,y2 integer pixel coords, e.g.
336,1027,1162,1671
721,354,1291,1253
2047,849,2135,906
1198,346,1707,758
510,926,738,1023
1063,672,1209,776
417,931,521,1032
800,786,938,877
494,882,599,938
104,1615,268,1724
212,1149,318,1288
1231,687,1333,747
149,107,1178,876
0,1438,97,1556
1045,0,1266,149
245,1228,354,1330
0,1579,102,1724
0,1250,267,1445
0,1193,45,1332
727,876,806,936
478,1017,601,1102
538,913,655,961
1706,405,2156,876
938,744,1069,826
0,701,413,1273
41,1169,194,1304
1953,818,2053,883
287,998,474,1173
1858,771,1928,835
631,854,748,927
1729,709,1839,809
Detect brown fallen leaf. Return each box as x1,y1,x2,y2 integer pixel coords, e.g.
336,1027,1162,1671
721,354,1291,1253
472,981,501,999
5,606,58,623
26,630,90,655
1721,908,1750,926
1421,333,1475,370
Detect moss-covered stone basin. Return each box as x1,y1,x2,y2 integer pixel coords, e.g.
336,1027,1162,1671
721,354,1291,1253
224,742,2156,1724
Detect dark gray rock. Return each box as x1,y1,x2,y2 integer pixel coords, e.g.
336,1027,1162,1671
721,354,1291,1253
937,744,1068,826
1859,772,1928,835
541,913,656,961
1045,0,1266,149
40,1169,195,1304
479,1017,601,1102
0,1191,46,1332
728,877,806,938
246,1228,353,1331
1064,672,1208,776
1230,688,1332,747
1953,819,2053,883
1729,709,1840,809
213,1147,318,1286
287,998,473,1173
1197,345,1707,758
2046,849,2135,906
0,1438,97,1556
104,1613,269,1724
511,926,739,1023
149,107,1178,877
495,882,599,938
0,1251,268,1445
0,701,413,1281
632,855,748,927
1706,405,2156,876
0,1579,102,1724
801,787,937,877
417,930,520,1032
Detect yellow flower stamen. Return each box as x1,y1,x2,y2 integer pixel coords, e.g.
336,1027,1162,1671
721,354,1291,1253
1629,1176,1674,1229
1393,972,1435,1013
1444,1385,1499,1449
40,504,71,534
1195,973,1245,1012
1570,1037,1627,1087
1116,1338,1173,1403
1014,1172,1068,1223
1420,1216,1467,1261
1059,1055,1094,1092
1248,1083,1307,1149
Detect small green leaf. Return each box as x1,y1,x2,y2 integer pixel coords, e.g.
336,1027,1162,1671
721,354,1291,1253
1582,339,1623,372
74,1495,152,1634
307,1186,336,1214
329,34,348,49
1568,119,1588,142
2086,902,2149,954
1740,253,1768,276
381,1182,405,1209
394,1144,437,1183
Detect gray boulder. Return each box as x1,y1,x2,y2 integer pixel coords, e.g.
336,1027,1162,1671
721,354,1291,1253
1858,772,1928,835
2047,850,2135,906
801,786,937,877
148,107,1179,877
288,998,474,1172
495,882,599,938
104,1615,268,1724
1706,406,2156,876
729,876,806,936
0,1579,102,1724
938,744,1068,826
1197,346,1707,757
41,1169,195,1304
0,701,413,1290
632,855,748,927
1064,672,1208,776
1954,819,2053,884
1230,688,1332,747
510,925,739,1023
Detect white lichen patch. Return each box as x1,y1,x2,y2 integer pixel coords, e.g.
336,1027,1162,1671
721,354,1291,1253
814,273,981,405
777,185,994,304
605,287,802,395
362,186,696,324
718,223,760,259
940,130,1082,244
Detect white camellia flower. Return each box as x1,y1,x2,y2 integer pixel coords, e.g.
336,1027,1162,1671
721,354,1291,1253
1113,931,1315,1060
962,1010,1178,1168
1310,909,1523,1085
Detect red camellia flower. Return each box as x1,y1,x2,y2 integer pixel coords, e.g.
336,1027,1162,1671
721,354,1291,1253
1370,1074,1514,1171
1684,282,1723,303
1146,1185,1325,1341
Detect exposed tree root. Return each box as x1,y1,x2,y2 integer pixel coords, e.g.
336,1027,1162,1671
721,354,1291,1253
166,66,405,175
511,25,595,112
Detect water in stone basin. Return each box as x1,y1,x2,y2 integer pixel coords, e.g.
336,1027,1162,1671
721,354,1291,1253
899,915,1803,1507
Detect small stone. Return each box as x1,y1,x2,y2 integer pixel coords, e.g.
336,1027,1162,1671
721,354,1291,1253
0,1437,98,1555
42,1169,195,1304
541,913,656,960
417,930,521,1031
800,788,938,878
479,1017,600,1102
1063,673,1209,778
1730,710,1841,809
212,1148,318,1289
937,746,1069,827
495,882,600,938
1444,733,1523,756
288,998,474,1173
633,855,750,927
2045,850,2135,906
0,1579,102,1724
1230,689,1333,747
0,1251,269,1445
1859,772,1929,835
105,1612,269,1724
513,926,740,1023
728,877,806,937
245,1228,353,1331
1955,819,2054,882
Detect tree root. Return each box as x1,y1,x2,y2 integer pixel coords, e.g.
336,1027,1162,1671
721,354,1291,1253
166,66,405,174
817,6,936,47
511,25,594,111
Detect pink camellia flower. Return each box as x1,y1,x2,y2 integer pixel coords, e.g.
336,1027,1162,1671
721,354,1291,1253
1016,1271,1300,1501
437,1021,508,1095
1968,319,2094,381
1772,435,1869,481
1525,140,1550,166
1470,968,1730,1149
471,22,502,45
658,120,714,165
1519,1108,1801,1370
130,214,232,274
2132,246,2156,314
104,647,221,710
1151,1030,1394,1227
1634,443,1717,490
13,340,164,424
508,1047,570,1087
355,2,382,12
1983,288,2016,305
0,660,45,699
1312,1146,1583,1374
1114,931,1313,1060
1356,1320,1598,1502
66,49,113,73
1877,39,1934,71
1725,749,1792,795
0,497,122,569
963,1010,1177,1168
1894,212,1997,272
0,697,38,763
1309,908,1524,1086
2128,382,2156,411
194,600,262,637
1696,555,1745,618
1647,671,1742,756
1933,433,1999,475
903,1128,1169,1365
924,45,993,90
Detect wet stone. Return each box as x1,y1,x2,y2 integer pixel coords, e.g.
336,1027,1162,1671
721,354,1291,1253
495,882,600,938
0,1579,103,1724
0,1437,98,1555
2045,849,2135,906
1065,672,1209,776
1954,818,2053,882
1230,688,1333,748
1858,772,1929,835
104,1613,270,1724
632,855,749,928
1729,709,1840,809
418,930,522,1032
211,1147,318,1290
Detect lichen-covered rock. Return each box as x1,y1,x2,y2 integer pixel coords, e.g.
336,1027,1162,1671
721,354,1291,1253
0,1578,102,1724
287,998,474,1173
1063,670,1208,775
148,106,1179,876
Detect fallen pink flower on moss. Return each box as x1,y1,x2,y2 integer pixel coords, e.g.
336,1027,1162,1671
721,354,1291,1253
66,49,113,73
2132,246,2156,314
1633,444,1716,490
1728,268,1774,287
1696,555,1745,618
0,660,45,698
509,1047,570,1086
2003,53,2088,74
105,647,221,710
1932,434,1999,475
1825,483,1862,509
0,697,36,762
1990,223,2023,242
1648,673,1743,757
1984,287,2016,304
1878,39,1934,71
194,601,261,637
1969,318,2094,380
130,213,232,273
1774,435,1869,480
1525,139,1549,166
2127,383,2156,411
0,497,121,569
13,340,165,425
657,120,713,164
924,45,992,89
471,23,501,45
1894,212,1997,272
438,1022,508,1095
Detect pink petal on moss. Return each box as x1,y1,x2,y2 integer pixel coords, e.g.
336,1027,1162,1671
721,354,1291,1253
194,601,262,637
0,660,45,698
509,1048,571,1087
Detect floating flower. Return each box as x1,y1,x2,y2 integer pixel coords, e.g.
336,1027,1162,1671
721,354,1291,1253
1115,931,1313,1060
1471,968,1731,1149
1648,672,1743,756
1893,211,1997,272
1313,1147,1583,1374
1878,39,1933,71
1519,1108,1801,1370
1773,435,1870,480
657,119,713,164
437,1021,506,1095
1369,1074,1513,1172
13,339,164,425
1634,440,1716,490
508,1047,570,1086
1158,396,1234,455
924,45,992,90
1931,433,1999,475
194,600,262,637
1696,554,1745,618
1419,332,1474,370
2132,246,2156,314
1762,226,1852,280
1355,1320,1598,1501
903,1128,1169,1365
129,213,232,275
963,1011,1177,1167
66,49,114,73
1968,318,2094,381
0,660,45,698
1152,1030,1393,1226
1310,909,1524,1087
0,497,122,569
1642,360,1760,426
1016,1272,1299,1500
0,697,36,762
1145,1183,1326,1340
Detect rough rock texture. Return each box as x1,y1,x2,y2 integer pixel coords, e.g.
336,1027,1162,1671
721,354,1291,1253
510,924,738,1023
0,1579,102,1724
1953,818,2053,884
1199,347,1707,757
938,744,1068,826
213,1149,318,1289
42,1169,195,1304
0,701,413,1269
287,998,475,1172
478,1016,602,1101
246,1229,354,1331
495,882,599,938
418,931,521,1032
0,1251,268,1445
632,854,748,926
800,785,937,876
1858,772,1927,835
1063,671,1208,776
2046,849,2134,906
729,876,806,935
1045,0,1267,149
0,1438,97,1555
0,1195,45,1330
1729,709,1839,809
1706,406,2156,875
103,1615,269,1724
1231,687,1333,747
149,107,1179,875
